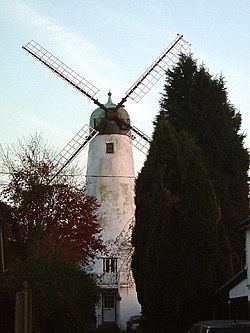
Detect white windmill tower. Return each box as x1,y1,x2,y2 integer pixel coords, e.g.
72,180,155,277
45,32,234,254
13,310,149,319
22,35,189,330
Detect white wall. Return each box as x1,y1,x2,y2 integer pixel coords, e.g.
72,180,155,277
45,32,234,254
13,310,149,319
86,134,135,242
229,279,248,298
229,227,250,302
119,285,141,329
86,133,141,330
246,228,250,301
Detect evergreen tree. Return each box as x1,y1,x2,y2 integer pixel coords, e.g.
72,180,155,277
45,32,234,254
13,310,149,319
160,54,249,268
132,115,232,332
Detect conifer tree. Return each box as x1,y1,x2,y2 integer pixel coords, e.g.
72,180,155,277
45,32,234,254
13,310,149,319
160,55,249,268
132,115,232,332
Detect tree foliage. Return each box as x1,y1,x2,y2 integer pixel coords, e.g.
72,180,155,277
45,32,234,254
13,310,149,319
0,134,103,331
1,134,103,264
160,54,249,268
1,256,99,333
132,115,232,332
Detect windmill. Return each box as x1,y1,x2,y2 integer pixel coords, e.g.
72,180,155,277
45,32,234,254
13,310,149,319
22,34,189,329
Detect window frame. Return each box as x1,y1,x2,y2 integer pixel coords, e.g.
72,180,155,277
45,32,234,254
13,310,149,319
106,142,114,154
103,257,117,273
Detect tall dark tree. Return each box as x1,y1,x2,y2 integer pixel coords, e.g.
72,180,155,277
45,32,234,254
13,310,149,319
132,115,232,332
160,54,249,269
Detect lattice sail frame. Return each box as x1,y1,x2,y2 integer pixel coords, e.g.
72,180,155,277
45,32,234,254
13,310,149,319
127,126,151,155
22,40,100,100
121,34,190,104
22,35,190,157
50,124,98,183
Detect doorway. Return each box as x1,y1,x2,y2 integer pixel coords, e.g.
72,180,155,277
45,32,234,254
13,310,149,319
102,293,116,322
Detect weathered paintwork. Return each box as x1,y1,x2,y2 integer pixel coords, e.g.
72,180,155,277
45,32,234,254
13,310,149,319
86,125,141,330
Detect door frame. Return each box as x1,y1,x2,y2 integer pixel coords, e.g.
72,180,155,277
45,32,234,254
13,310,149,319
101,290,117,323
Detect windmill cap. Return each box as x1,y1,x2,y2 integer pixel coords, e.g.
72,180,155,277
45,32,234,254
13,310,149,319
89,92,130,129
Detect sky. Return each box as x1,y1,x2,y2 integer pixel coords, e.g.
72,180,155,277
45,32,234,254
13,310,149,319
1,0,249,176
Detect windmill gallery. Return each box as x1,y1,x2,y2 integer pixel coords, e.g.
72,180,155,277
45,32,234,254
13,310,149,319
22,35,189,330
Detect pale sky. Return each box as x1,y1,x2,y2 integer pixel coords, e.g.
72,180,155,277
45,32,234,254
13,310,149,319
1,0,249,175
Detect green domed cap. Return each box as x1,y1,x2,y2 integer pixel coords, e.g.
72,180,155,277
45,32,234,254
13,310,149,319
89,92,130,129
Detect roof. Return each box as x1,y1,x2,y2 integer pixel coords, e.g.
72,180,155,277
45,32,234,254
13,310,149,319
105,91,116,108
192,320,250,328
89,92,130,129
89,92,116,123
214,267,247,297
91,92,116,117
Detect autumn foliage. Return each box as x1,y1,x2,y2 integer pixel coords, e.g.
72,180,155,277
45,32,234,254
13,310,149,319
0,135,104,332
1,135,104,265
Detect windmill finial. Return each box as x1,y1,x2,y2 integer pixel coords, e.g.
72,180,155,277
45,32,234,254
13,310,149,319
108,90,112,103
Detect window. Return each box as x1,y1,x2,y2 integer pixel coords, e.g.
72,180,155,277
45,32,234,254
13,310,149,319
103,294,115,308
103,258,117,273
106,142,114,154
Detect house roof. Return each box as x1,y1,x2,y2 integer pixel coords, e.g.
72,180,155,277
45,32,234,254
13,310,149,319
192,320,250,328
214,267,247,298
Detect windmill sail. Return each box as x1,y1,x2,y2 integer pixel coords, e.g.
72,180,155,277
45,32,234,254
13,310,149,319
127,126,151,155
22,40,103,106
50,124,98,183
118,34,190,106
22,35,189,162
